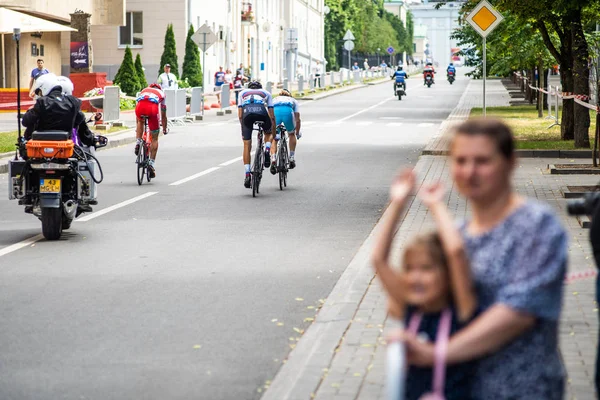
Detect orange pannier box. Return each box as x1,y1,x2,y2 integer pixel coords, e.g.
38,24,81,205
26,140,74,159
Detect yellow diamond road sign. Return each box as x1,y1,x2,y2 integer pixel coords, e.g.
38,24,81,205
466,0,503,38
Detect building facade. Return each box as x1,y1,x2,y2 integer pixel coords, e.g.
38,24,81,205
408,1,464,65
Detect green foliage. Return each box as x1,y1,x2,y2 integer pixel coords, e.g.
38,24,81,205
114,46,141,96
158,24,179,78
324,0,414,70
181,24,203,87
134,53,147,88
119,97,136,110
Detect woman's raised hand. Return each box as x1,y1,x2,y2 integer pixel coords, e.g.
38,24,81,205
389,169,416,204
419,182,446,207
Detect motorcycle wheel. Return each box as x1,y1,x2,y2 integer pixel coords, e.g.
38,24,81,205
427,82,432,88
41,207,63,240
398,94,402,100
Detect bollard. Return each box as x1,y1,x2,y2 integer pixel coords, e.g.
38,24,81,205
353,71,361,83
266,82,273,93
309,75,315,91
164,89,177,120
283,79,289,91
219,85,232,115
298,76,304,93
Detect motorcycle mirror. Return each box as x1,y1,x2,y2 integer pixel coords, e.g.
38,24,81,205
95,135,108,149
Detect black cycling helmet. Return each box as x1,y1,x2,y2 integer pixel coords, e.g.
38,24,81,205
248,80,262,89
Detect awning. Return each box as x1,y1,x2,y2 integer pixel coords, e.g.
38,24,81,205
0,7,76,34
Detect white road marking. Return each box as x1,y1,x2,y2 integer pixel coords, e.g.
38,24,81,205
220,156,243,166
418,123,434,127
208,122,227,127
76,192,159,222
334,97,394,123
380,117,404,120
386,122,404,127
356,121,373,126
169,167,220,186
0,234,43,258
325,121,342,126
303,121,317,126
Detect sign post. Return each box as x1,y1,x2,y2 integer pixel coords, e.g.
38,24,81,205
192,24,217,116
466,0,503,117
343,30,355,71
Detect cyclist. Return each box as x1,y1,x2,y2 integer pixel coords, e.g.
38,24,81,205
134,83,167,178
392,66,408,95
238,80,276,188
272,89,302,174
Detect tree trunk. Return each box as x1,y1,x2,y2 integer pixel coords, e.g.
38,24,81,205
529,68,535,105
572,10,590,148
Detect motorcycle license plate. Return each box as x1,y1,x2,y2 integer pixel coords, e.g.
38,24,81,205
40,179,61,193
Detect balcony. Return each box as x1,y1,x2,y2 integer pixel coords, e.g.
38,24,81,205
241,1,254,25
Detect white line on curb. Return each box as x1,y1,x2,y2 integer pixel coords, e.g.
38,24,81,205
76,192,158,222
219,156,243,166
169,167,220,186
0,234,43,258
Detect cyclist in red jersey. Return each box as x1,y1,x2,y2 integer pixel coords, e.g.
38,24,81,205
134,83,167,178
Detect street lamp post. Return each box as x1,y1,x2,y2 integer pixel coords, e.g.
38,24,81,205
377,48,380,66
13,28,21,147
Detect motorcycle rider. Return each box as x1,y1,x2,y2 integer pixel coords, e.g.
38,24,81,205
447,62,456,79
392,66,408,95
423,62,436,85
22,73,95,146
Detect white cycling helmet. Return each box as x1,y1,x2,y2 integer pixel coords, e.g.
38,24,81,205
32,73,59,96
56,76,74,95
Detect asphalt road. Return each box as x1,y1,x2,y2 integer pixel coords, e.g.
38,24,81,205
0,71,469,400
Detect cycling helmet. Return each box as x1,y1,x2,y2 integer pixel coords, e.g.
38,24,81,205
32,73,59,96
149,83,162,90
248,80,262,89
56,76,74,95
279,88,292,97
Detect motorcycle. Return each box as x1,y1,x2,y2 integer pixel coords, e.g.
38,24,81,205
8,128,107,240
447,71,455,84
395,81,406,100
424,73,434,88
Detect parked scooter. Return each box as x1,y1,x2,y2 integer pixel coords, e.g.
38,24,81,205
8,127,107,240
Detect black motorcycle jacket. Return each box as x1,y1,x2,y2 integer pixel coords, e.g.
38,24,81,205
22,86,95,146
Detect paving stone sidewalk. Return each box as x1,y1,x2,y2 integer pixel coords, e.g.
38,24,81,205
262,78,598,400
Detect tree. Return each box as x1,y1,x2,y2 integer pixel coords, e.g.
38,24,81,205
114,46,141,96
181,24,203,87
134,53,147,88
158,24,179,78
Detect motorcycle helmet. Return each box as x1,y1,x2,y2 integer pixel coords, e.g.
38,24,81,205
56,76,74,95
397,66,403,71
449,62,454,66
248,80,262,89
32,73,59,97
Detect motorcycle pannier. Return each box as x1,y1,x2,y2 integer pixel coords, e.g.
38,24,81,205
26,140,74,159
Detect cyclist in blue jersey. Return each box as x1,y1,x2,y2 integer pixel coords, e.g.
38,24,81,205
272,89,302,174
392,66,408,94
238,81,276,188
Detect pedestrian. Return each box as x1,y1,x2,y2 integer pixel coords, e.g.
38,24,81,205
401,118,567,399
236,63,245,76
314,60,323,88
233,70,244,104
352,62,360,71
363,58,369,71
157,63,178,90
214,66,226,103
29,59,49,98
373,170,478,400
225,68,234,89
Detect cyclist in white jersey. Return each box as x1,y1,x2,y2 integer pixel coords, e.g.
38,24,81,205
238,81,276,188
272,89,302,173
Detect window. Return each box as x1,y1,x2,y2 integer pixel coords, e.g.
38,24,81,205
40,45,44,57
119,12,143,47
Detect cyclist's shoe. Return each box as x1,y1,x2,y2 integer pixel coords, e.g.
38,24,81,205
270,163,277,175
244,173,251,188
134,143,140,156
289,157,296,169
264,151,271,168
148,164,156,179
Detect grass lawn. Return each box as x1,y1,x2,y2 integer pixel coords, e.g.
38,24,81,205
0,125,132,154
470,105,596,150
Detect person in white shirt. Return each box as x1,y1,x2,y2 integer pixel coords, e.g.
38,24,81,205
157,64,178,90
314,61,323,88
363,59,370,70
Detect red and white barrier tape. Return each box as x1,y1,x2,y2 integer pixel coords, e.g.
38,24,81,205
564,269,598,284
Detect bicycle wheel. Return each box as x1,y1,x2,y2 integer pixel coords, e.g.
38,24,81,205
281,143,288,188
252,135,263,197
278,139,287,190
144,143,152,182
136,146,145,185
